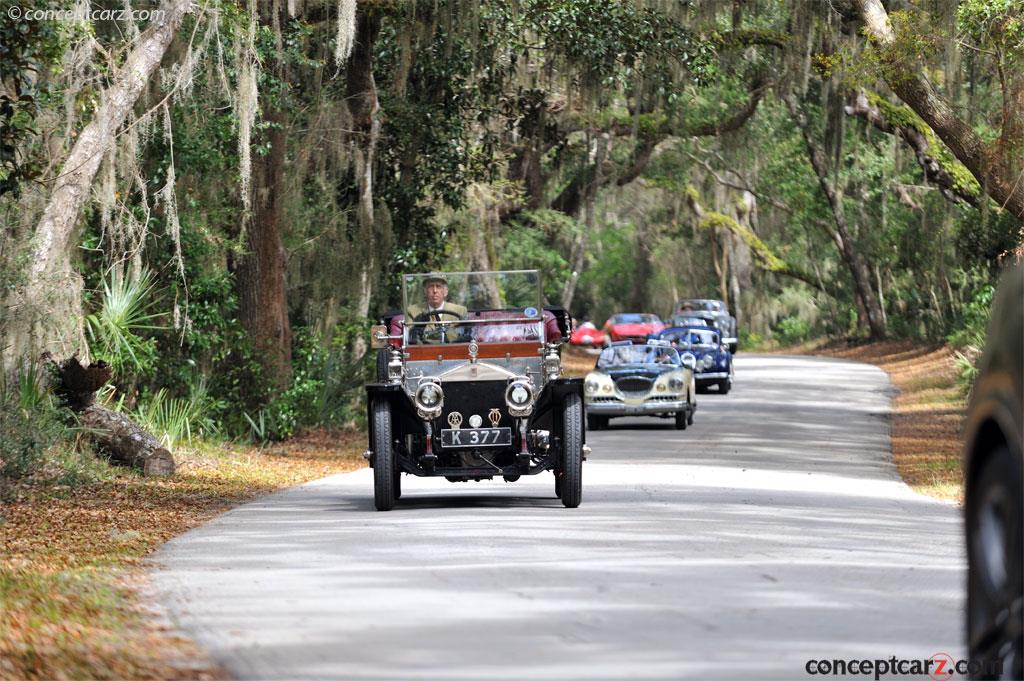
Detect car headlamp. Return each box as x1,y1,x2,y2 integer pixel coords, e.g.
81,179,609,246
505,379,535,416
668,376,684,391
701,355,714,369
585,379,600,394
414,380,444,418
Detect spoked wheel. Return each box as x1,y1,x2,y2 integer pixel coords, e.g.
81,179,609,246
372,398,397,511
967,445,1023,679
559,393,584,508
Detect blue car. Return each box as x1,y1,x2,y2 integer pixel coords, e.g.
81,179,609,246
653,326,734,394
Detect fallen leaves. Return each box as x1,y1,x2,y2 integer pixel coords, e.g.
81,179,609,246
0,428,365,680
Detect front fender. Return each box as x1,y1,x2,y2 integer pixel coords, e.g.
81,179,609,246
529,377,585,445
365,384,424,457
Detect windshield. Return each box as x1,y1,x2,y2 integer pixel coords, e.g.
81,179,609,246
677,299,722,313
611,313,661,325
597,345,680,368
670,316,710,327
401,270,544,345
661,329,719,347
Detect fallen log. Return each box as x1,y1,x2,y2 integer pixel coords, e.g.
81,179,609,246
79,403,175,476
50,355,175,477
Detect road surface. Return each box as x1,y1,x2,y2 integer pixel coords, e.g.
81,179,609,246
150,355,966,680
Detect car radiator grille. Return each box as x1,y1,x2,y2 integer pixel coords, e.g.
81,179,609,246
615,377,653,396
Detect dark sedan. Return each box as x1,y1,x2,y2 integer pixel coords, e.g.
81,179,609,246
963,264,1022,680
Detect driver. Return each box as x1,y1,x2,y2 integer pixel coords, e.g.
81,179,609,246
407,274,467,343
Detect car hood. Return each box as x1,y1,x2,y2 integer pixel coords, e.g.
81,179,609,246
610,323,660,335
598,365,679,380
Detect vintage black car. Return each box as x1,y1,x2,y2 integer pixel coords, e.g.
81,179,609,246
963,264,1022,679
653,326,734,394
674,299,738,353
366,270,586,511
583,340,697,430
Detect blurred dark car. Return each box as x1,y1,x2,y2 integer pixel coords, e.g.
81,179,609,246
669,314,712,329
602,313,666,344
674,299,738,353
963,264,1022,680
654,326,734,394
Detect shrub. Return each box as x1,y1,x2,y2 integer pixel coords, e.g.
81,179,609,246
947,283,994,397
130,379,220,452
86,268,164,381
774,316,811,346
0,363,105,492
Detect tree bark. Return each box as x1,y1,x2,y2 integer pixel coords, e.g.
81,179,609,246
81,404,175,477
785,94,887,338
2,0,193,370
345,10,382,362
854,0,1024,218
235,106,292,390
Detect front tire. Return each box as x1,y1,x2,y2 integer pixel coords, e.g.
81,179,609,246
375,348,389,383
674,410,688,430
587,414,608,431
967,445,1023,679
372,398,396,511
559,393,584,508
719,378,731,394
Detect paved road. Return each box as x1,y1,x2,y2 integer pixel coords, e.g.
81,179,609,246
150,356,966,680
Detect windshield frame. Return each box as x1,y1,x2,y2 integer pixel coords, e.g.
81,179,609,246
597,344,681,369
400,270,545,347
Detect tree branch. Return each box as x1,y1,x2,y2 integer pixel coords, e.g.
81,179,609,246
844,91,979,207
854,0,1024,217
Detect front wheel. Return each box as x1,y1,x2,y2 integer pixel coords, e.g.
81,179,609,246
719,378,731,395
966,445,1023,679
559,393,584,508
674,410,688,430
372,398,396,511
587,414,608,431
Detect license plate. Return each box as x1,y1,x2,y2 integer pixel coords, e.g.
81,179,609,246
440,427,512,448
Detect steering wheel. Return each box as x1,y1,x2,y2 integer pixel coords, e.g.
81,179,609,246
411,310,467,344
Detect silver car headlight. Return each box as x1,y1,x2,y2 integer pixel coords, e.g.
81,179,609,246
701,355,714,369
414,380,444,418
668,376,685,391
505,379,535,417
585,379,600,394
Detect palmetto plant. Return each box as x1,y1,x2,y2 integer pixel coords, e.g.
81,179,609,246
86,268,164,378
131,382,219,453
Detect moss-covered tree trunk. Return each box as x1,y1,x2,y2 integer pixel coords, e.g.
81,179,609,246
1,0,192,371
345,9,382,362
235,104,292,390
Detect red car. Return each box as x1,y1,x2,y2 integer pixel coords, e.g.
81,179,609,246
569,321,608,346
602,313,666,343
